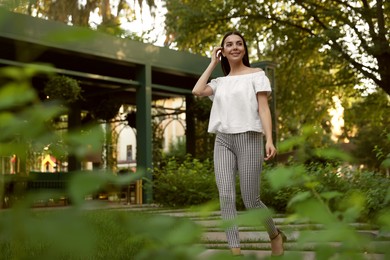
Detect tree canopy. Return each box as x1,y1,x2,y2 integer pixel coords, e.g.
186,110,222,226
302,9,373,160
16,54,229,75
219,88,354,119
164,0,390,170
2,0,157,39
164,0,362,139
343,89,390,170
164,0,389,96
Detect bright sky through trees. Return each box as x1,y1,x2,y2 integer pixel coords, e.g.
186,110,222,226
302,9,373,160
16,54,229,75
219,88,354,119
123,0,167,46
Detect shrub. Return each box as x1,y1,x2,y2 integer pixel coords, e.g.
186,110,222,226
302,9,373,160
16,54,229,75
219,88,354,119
152,152,389,221
347,171,390,220
152,155,218,207
260,174,302,213
304,163,390,221
43,75,82,103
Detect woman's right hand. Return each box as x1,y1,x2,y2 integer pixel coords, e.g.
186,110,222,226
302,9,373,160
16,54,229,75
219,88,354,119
192,46,221,96
211,46,223,64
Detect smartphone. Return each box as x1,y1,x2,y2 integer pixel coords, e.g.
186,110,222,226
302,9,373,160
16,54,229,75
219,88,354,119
216,49,222,60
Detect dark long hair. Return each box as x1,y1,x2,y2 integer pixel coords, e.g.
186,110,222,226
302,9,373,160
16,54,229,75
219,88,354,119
220,31,250,76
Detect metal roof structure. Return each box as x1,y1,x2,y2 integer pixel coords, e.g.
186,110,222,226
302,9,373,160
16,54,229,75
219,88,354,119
0,9,220,203
0,9,219,100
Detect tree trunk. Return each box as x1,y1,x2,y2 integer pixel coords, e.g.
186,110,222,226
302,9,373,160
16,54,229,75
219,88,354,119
377,52,390,96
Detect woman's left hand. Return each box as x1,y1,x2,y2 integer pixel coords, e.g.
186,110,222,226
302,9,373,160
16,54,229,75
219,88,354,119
264,141,277,161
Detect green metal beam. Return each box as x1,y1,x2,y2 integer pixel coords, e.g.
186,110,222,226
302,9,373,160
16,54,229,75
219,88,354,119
0,9,218,78
0,58,140,87
152,83,192,95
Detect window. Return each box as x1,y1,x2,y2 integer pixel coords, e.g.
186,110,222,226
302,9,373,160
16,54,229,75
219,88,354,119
126,145,133,162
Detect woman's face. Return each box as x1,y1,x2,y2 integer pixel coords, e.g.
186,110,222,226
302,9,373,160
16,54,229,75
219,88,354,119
222,34,246,62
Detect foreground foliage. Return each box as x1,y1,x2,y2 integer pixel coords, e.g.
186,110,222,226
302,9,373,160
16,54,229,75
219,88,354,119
1,65,389,259
0,206,206,260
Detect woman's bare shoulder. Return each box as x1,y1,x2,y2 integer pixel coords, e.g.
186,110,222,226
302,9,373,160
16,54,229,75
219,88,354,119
250,67,263,72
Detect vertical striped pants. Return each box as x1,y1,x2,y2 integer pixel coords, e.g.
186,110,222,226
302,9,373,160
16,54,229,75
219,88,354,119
214,131,278,248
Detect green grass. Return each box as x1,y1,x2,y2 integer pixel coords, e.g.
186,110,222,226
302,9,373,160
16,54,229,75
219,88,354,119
0,209,148,259
0,206,206,260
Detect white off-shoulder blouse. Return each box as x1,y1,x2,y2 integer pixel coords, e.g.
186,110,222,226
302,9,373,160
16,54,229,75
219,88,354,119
207,70,272,134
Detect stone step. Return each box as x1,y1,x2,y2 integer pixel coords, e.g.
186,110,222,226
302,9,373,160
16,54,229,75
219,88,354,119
202,240,390,251
193,217,288,228
197,249,385,260
194,219,374,230
197,249,317,260
201,230,299,243
149,208,388,259
76,204,388,259
202,230,382,242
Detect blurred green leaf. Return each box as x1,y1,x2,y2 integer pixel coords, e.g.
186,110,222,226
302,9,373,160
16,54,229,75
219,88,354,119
25,210,96,258
293,198,336,225
377,209,390,232
0,103,66,143
0,64,54,80
23,63,56,75
65,125,104,159
385,187,390,204
68,173,109,205
277,135,305,153
188,200,220,218
381,156,390,168
314,147,353,162
320,191,342,200
164,218,202,245
0,82,36,110
0,142,28,156
339,191,366,222
304,181,320,189
112,172,144,186
43,28,97,44
288,191,312,208
266,165,305,190
237,208,273,227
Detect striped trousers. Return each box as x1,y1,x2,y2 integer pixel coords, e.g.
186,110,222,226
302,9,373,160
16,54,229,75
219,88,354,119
214,131,278,248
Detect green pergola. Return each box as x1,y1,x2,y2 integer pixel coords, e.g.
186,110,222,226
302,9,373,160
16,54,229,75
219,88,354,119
0,10,276,203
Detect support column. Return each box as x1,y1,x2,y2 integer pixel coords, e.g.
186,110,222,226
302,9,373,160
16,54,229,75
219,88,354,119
135,64,153,204
68,103,82,171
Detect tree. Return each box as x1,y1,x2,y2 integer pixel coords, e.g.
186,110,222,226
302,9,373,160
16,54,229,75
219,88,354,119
3,0,156,38
343,89,390,171
164,0,389,95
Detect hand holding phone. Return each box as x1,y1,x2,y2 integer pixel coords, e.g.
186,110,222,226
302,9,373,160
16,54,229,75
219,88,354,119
212,47,223,63
216,49,222,60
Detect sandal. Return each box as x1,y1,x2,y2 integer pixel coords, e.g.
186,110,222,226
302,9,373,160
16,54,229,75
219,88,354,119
231,248,242,256
270,229,287,257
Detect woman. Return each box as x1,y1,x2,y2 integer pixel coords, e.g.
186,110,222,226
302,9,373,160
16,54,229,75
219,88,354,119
192,31,286,256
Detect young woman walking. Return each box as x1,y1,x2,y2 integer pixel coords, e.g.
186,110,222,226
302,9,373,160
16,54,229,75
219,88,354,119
192,31,286,257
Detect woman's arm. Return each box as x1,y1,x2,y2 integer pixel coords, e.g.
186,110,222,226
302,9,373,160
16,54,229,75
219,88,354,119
192,47,222,97
257,92,277,160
